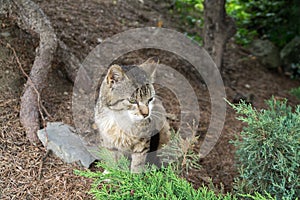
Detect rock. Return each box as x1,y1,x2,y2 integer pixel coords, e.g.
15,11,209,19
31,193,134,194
249,39,281,69
37,122,96,168
280,36,300,75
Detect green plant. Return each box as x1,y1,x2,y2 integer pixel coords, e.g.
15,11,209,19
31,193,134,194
289,87,300,100
75,136,277,199
172,0,204,44
75,160,236,200
226,0,257,45
240,192,276,200
173,0,204,27
75,154,276,199
158,129,201,175
290,63,300,80
226,0,300,47
174,0,204,13
228,97,300,199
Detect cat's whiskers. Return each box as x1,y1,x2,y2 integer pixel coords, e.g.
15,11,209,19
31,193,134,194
153,95,163,101
150,111,167,121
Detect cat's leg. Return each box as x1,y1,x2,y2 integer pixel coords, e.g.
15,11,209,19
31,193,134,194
112,150,122,163
131,152,147,173
102,149,123,182
104,148,123,164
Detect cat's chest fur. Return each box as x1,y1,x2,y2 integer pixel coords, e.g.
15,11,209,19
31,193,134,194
95,106,149,153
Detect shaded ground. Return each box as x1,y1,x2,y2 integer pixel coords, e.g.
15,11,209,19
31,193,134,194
1,0,299,199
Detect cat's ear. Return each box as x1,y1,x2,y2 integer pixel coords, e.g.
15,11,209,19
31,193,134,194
106,65,126,87
140,57,159,82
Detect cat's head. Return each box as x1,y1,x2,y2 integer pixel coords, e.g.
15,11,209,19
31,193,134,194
99,58,158,121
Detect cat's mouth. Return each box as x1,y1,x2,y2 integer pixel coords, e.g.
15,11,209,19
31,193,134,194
128,106,151,121
128,111,150,121
137,103,149,118
128,99,153,121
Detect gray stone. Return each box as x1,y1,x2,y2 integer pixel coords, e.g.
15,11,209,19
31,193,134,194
37,122,96,168
280,36,300,73
249,39,280,69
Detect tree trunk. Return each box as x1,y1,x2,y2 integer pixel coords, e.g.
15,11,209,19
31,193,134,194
203,0,236,69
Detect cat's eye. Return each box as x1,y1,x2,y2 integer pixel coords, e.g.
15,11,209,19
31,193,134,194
129,98,137,104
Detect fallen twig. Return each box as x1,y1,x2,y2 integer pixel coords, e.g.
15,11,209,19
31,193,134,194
5,42,52,121
38,150,51,180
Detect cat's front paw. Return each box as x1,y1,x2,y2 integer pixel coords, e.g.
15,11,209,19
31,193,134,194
130,166,144,173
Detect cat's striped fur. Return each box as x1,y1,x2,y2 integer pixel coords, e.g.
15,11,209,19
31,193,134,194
94,58,170,172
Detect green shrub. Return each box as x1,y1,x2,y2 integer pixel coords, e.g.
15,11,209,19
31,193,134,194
158,129,201,175
174,0,204,14
75,143,276,199
75,161,235,200
289,63,300,80
226,0,257,45
240,192,276,200
290,87,300,100
172,0,204,44
173,0,300,47
226,0,300,47
229,98,300,199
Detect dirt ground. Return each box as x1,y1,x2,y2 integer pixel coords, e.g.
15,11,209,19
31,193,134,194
1,0,299,199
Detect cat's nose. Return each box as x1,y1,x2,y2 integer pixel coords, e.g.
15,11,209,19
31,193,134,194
139,104,149,117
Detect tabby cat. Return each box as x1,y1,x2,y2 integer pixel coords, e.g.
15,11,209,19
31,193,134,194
94,58,170,173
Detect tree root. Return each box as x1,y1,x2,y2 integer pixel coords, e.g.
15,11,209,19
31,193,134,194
1,0,80,144
56,40,82,82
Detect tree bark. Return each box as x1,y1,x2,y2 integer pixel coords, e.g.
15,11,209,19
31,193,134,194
56,40,81,82
203,0,236,69
1,0,81,144
13,0,58,143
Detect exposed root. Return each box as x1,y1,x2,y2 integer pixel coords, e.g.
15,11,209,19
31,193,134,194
57,40,81,82
0,0,82,144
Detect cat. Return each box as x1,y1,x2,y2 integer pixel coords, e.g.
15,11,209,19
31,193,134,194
94,58,170,173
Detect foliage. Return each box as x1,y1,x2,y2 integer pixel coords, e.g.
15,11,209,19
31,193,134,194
239,192,276,200
172,0,300,47
226,0,300,47
289,86,300,100
75,160,235,200
289,63,300,80
158,129,201,175
228,97,300,199
75,139,277,199
226,0,257,45
174,0,204,13
172,0,204,44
